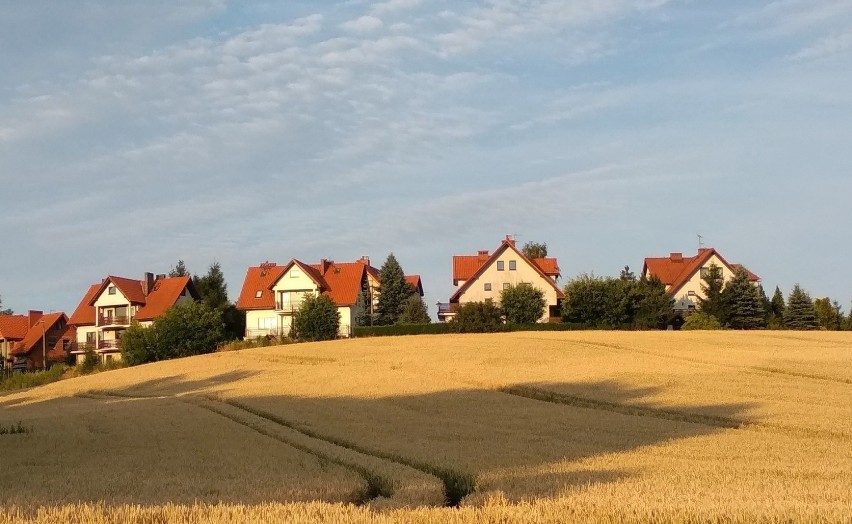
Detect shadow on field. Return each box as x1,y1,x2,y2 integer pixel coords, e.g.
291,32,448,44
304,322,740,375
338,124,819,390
2,372,757,506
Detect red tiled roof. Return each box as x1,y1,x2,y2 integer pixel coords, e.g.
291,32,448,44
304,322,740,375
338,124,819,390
89,276,146,305
135,276,198,321
450,238,564,303
405,275,424,296
236,264,287,310
12,312,67,356
237,259,370,310
643,248,760,296
532,258,560,277
68,284,100,326
732,264,761,283
0,315,29,340
453,252,560,284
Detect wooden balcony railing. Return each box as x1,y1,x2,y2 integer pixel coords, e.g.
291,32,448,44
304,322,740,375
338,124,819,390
98,315,132,327
98,340,121,350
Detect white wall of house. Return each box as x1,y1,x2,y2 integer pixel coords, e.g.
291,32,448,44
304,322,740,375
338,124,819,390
93,285,131,309
457,250,558,322
670,254,738,304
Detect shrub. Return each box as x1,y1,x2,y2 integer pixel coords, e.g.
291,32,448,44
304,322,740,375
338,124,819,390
681,313,723,330
80,346,100,373
292,294,340,342
122,303,225,365
450,302,504,333
0,365,66,392
500,283,546,324
398,294,431,324
354,324,453,337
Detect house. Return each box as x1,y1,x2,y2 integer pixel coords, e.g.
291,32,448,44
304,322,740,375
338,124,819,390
236,257,424,338
438,236,563,322
6,311,74,371
642,248,760,313
1,314,31,371
67,273,199,364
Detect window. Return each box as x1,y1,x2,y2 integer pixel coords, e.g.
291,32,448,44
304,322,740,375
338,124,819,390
108,286,116,295
496,261,505,271
255,290,263,298
290,268,301,278
688,291,697,297
484,283,491,291
509,260,517,270
503,283,510,290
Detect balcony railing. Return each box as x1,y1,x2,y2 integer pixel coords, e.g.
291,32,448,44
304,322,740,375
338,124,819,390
436,303,458,314
98,315,132,327
98,340,121,350
275,301,304,313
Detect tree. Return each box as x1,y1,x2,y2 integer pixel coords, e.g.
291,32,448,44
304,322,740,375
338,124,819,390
619,266,636,282
697,264,729,325
784,284,817,330
355,288,375,327
813,298,844,331
398,294,431,324
630,276,674,330
120,303,224,365
722,267,766,330
194,261,242,341
769,287,786,329
451,301,504,333
0,294,11,315
521,241,547,260
375,253,412,325
501,283,547,324
292,294,340,342
169,260,189,277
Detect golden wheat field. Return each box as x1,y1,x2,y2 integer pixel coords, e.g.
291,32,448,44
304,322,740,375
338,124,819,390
1,331,851,523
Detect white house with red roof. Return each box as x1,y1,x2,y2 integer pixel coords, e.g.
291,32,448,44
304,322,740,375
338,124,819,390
642,248,760,313
438,236,564,323
236,257,424,339
68,273,199,364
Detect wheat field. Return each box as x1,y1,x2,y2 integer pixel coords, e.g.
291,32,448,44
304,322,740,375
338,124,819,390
1,331,851,523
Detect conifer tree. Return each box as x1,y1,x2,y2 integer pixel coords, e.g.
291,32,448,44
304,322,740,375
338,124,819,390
723,267,766,330
697,264,728,325
770,287,785,319
0,294,11,315
169,260,189,277
375,253,412,325
784,284,817,330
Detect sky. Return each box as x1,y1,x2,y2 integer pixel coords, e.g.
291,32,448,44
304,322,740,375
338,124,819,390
2,0,852,317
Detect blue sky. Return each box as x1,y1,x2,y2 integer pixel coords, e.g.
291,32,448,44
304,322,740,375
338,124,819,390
2,0,851,316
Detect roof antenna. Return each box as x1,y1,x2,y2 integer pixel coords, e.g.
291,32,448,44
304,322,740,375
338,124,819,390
697,234,704,249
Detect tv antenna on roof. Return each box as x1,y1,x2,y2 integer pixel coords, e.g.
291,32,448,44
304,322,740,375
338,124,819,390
697,234,705,249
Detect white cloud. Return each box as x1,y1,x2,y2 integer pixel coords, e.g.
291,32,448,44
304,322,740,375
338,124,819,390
790,30,852,61
340,15,385,33
372,0,423,15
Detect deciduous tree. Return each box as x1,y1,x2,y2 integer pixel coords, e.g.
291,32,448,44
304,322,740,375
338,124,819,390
292,294,340,342
0,295,11,315
813,297,844,331
501,283,546,324
521,241,547,260
451,301,503,333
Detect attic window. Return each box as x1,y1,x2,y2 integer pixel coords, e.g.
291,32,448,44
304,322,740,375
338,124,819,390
509,260,517,270
496,261,505,271
108,286,116,295
484,283,492,291
255,290,263,299
291,268,301,278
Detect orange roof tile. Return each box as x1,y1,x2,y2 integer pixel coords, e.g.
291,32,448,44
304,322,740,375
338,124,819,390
310,261,366,306
12,313,67,356
135,276,198,321
449,238,564,303
236,264,287,310
643,248,760,297
405,275,424,296
68,284,100,326
0,315,29,340
89,276,146,305
532,258,560,277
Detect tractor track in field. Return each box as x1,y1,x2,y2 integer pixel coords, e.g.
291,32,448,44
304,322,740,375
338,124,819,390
76,390,471,507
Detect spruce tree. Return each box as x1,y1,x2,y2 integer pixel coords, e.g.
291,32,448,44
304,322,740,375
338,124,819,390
375,253,412,325
398,295,431,324
770,287,785,318
723,267,766,330
784,284,817,330
169,260,189,277
0,294,11,315
697,264,728,325
194,262,229,310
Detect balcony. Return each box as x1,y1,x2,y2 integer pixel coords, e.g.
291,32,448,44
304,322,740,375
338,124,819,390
98,314,132,327
275,300,304,313
436,302,458,322
98,340,121,350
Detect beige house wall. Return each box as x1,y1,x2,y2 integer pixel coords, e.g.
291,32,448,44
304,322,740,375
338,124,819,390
669,254,737,301
457,250,559,323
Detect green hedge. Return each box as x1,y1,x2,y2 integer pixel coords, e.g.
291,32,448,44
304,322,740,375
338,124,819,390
354,322,599,338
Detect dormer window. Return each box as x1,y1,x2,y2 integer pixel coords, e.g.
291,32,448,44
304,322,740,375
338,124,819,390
108,286,116,295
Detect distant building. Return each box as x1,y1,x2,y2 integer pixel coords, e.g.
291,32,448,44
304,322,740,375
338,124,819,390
4,311,74,371
67,273,199,364
642,248,760,313
438,236,563,322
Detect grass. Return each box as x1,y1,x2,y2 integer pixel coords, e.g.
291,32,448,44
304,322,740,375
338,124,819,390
0,331,850,522
0,421,31,435
0,365,66,391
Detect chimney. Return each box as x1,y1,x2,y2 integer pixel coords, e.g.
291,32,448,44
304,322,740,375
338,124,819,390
320,259,332,274
670,252,683,262
358,256,370,267
28,310,43,328
505,234,516,246
142,272,155,295
156,274,166,280
477,250,489,261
